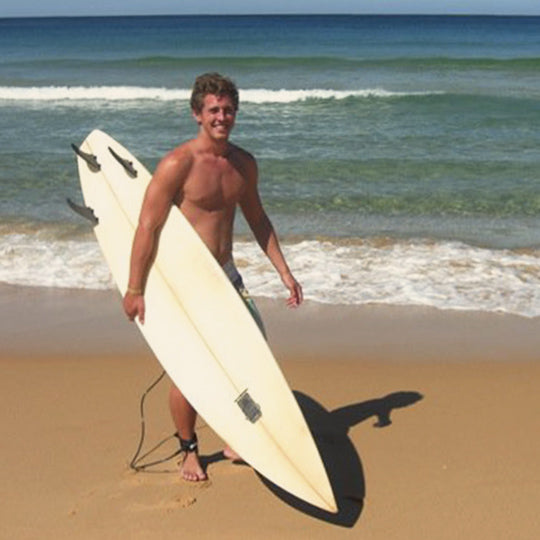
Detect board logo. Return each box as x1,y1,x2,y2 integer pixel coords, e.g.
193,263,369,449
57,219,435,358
236,390,262,423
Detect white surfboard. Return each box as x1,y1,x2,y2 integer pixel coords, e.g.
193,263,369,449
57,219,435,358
73,129,336,513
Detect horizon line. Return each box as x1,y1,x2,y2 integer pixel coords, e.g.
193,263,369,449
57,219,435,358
2,12,540,20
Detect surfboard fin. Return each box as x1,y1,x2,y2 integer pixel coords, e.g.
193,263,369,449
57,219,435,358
66,198,99,226
236,390,262,423
71,143,101,172
109,146,138,177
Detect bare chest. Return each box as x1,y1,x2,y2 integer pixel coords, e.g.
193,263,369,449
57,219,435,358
181,158,246,212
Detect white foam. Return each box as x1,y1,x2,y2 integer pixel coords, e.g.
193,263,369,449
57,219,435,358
0,86,191,102
0,86,441,104
0,232,114,290
240,88,435,103
233,239,540,318
2,231,538,317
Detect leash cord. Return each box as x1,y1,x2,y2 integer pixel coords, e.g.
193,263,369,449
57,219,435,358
129,369,181,472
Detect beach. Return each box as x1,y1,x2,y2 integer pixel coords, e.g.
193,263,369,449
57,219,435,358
2,285,539,539
2,13,540,539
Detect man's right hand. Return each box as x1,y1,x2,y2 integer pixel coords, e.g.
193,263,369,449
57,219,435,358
123,292,145,324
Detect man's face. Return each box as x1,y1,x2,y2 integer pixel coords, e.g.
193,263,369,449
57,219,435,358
193,94,236,142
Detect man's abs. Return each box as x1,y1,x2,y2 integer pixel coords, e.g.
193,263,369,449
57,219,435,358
178,203,236,266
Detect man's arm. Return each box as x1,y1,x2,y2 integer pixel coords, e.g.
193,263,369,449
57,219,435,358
239,156,303,307
123,148,191,323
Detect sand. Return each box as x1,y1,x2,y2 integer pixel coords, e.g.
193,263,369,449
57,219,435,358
1,285,539,539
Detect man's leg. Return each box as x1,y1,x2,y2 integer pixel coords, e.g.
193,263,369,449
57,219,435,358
169,385,207,481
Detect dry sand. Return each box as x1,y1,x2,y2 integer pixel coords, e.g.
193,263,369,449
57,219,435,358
1,285,539,539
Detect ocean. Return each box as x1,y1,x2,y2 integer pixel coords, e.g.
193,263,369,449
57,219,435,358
1,15,539,317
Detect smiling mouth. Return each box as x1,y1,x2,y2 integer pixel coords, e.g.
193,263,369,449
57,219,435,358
213,124,231,133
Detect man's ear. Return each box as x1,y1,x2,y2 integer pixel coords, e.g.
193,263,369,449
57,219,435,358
192,105,203,124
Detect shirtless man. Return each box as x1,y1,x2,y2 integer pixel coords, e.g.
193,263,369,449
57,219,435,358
122,73,303,481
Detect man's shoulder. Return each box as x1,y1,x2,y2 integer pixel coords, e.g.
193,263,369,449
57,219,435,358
156,141,195,176
163,140,196,165
229,143,257,178
229,142,255,162
149,141,196,190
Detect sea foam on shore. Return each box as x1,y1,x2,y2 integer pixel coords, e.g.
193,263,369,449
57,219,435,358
1,227,539,318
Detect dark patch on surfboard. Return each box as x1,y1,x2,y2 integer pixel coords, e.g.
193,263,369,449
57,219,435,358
236,389,262,423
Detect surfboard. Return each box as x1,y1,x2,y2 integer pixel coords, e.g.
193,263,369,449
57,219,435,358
72,129,336,513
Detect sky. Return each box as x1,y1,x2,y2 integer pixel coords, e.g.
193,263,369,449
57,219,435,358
1,0,540,18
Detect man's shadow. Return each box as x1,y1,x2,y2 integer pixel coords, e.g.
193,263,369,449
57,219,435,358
253,389,424,526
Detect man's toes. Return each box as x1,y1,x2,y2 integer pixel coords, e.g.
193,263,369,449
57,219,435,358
181,467,207,482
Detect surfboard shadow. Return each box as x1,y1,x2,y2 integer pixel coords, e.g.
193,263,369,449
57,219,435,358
257,389,423,527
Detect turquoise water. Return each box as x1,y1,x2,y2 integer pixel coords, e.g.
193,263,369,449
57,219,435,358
1,15,539,315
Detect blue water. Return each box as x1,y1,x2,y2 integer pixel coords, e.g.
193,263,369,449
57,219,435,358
1,15,539,316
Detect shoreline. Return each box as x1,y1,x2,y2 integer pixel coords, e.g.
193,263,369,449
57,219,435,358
2,283,539,362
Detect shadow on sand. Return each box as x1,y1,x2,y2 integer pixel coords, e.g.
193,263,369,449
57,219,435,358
256,389,424,526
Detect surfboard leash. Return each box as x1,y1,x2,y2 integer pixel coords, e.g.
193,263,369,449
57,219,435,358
129,369,209,472
129,369,182,473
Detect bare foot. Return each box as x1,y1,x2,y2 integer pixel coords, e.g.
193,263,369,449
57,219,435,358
223,445,243,462
180,451,207,482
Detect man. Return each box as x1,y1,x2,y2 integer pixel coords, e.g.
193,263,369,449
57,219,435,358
123,73,303,482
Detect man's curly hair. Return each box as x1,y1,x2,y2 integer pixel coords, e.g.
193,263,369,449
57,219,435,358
190,72,239,113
